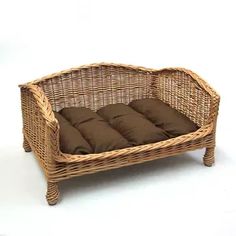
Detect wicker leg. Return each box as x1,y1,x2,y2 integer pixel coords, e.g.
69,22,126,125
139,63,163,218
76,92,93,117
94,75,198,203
23,135,31,152
203,146,215,167
46,182,60,205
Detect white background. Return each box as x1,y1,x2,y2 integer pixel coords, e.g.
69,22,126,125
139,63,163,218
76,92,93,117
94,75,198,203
0,0,235,235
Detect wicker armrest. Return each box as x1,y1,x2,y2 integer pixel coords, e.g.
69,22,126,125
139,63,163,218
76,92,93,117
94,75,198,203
19,84,60,167
152,68,220,127
19,84,56,123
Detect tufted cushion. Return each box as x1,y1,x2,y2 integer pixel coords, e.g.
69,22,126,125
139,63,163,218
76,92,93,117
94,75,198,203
53,112,93,154
97,103,169,145
129,98,198,137
55,98,199,155
60,107,130,153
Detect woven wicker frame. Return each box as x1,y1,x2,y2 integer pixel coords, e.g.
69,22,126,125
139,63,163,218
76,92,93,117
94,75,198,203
19,63,220,205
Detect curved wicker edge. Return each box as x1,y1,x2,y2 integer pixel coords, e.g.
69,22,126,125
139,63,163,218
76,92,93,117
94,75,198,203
153,67,220,125
22,84,58,128
18,63,154,88
18,62,218,98
18,63,219,164
154,67,220,100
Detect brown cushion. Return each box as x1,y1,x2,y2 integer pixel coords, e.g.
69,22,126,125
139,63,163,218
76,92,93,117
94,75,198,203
129,98,198,137
60,107,130,153
97,104,169,145
98,103,141,120
54,112,93,154
60,107,102,125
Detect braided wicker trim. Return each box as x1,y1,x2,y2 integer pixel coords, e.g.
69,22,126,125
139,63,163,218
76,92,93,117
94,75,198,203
25,84,58,129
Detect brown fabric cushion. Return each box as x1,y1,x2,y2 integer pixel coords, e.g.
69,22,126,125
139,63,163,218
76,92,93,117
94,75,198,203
60,107,130,153
97,104,169,145
98,103,141,120
54,112,93,154
60,107,101,125
129,98,199,137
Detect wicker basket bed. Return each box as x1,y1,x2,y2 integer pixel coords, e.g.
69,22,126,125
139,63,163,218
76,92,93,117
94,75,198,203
19,63,220,205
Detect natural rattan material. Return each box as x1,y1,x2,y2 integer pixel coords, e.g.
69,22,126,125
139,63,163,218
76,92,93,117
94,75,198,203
19,63,220,205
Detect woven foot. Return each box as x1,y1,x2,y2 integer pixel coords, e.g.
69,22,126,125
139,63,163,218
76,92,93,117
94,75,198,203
46,182,60,205
23,136,31,152
203,147,215,167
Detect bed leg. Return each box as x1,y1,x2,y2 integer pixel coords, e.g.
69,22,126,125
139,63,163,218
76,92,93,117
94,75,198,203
46,182,60,205
203,146,215,167
23,135,32,152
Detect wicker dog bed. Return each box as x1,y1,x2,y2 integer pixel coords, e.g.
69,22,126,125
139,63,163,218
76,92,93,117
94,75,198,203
19,63,220,205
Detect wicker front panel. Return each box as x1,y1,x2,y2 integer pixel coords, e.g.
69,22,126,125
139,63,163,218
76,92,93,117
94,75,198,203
51,134,214,182
37,65,153,112
20,88,56,175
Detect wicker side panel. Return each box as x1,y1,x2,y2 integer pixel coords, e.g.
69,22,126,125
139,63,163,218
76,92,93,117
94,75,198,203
38,65,153,112
21,88,51,175
152,70,211,127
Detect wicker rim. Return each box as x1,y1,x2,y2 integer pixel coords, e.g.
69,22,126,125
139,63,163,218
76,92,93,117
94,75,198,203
19,62,219,98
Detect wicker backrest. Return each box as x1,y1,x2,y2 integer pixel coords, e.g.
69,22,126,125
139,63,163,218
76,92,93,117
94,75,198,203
34,65,153,112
